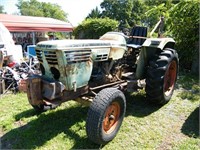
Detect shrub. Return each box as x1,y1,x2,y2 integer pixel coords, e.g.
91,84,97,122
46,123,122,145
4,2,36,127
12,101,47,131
73,18,119,39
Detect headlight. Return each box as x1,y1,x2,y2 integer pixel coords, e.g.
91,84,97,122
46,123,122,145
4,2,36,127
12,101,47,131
50,67,60,80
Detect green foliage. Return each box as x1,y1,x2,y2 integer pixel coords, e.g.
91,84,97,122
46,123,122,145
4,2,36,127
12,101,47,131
98,0,178,29
0,5,5,13
16,0,44,16
41,2,68,21
86,7,102,19
101,0,133,28
145,3,166,28
73,18,118,39
177,73,200,102
130,0,147,26
168,0,199,69
16,0,68,21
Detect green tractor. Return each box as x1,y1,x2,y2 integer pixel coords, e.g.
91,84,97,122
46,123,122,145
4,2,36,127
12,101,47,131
25,21,178,144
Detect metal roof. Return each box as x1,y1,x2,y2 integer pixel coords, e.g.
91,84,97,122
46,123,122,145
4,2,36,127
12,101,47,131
0,14,73,32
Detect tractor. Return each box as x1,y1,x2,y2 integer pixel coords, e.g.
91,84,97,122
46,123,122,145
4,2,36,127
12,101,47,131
25,19,178,144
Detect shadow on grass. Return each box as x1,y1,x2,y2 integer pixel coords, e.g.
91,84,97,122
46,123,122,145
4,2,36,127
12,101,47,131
125,91,162,117
176,73,200,102
15,109,42,120
1,91,165,149
181,106,199,138
1,105,100,149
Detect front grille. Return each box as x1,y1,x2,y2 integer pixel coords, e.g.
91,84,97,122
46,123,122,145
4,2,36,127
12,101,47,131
65,50,91,64
44,51,58,65
95,54,108,61
36,49,43,63
35,50,58,65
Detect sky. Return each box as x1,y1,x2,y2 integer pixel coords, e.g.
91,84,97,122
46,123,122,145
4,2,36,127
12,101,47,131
0,0,104,26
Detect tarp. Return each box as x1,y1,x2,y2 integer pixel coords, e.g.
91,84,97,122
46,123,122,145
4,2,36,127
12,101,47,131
0,14,73,32
0,22,23,63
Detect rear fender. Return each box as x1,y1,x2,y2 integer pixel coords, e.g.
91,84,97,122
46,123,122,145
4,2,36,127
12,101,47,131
136,38,175,79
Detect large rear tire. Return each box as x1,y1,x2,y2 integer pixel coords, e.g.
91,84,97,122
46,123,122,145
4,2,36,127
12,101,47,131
145,48,178,104
86,88,126,145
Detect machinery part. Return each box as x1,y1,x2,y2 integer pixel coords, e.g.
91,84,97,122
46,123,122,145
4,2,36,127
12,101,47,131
31,104,45,112
26,77,59,111
31,102,59,112
0,79,5,94
145,48,178,104
0,49,3,68
26,76,44,111
86,88,126,144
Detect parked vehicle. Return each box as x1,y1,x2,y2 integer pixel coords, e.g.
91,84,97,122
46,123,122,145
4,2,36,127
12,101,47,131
25,19,179,144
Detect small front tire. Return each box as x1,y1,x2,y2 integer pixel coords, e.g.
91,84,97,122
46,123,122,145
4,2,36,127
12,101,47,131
86,88,126,145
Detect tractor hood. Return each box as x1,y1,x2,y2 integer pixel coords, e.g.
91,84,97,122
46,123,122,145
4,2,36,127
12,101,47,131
37,39,124,50
36,32,126,50
36,32,127,50
36,32,127,61
35,32,127,91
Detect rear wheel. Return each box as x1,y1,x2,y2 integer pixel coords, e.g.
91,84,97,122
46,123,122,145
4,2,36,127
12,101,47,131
145,48,178,104
86,88,126,145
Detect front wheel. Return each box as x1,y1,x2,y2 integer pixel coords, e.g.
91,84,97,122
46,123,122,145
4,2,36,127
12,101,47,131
145,48,178,104
86,88,126,145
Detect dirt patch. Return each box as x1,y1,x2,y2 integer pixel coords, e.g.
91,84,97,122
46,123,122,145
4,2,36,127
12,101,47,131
14,120,26,127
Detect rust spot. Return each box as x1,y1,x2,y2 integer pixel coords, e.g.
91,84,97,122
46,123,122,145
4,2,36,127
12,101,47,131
109,47,126,60
110,47,119,53
26,77,43,105
65,64,77,74
86,58,92,67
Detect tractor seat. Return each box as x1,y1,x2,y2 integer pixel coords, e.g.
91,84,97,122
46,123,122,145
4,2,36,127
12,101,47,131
127,26,148,47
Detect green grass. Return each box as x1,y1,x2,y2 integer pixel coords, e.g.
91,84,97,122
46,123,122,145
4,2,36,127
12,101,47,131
0,73,199,149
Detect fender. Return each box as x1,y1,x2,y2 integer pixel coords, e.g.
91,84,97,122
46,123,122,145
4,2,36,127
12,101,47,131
136,38,175,79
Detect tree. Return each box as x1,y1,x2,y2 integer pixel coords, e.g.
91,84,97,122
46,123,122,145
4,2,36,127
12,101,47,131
0,5,5,13
143,0,178,30
41,2,68,21
87,7,102,19
16,0,68,21
130,0,147,26
16,0,44,16
168,0,199,72
100,0,133,28
73,18,118,39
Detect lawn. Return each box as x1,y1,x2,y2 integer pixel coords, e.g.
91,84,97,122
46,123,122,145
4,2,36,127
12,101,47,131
0,73,199,150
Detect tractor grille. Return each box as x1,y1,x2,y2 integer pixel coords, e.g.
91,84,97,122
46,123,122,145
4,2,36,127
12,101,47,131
44,51,58,65
95,54,108,61
36,49,43,63
65,50,91,64
36,50,58,65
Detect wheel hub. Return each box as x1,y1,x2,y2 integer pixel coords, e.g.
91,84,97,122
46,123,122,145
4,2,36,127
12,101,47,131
164,60,177,96
103,102,120,134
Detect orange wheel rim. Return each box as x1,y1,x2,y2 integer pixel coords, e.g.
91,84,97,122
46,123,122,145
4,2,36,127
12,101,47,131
103,102,120,134
164,60,177,96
